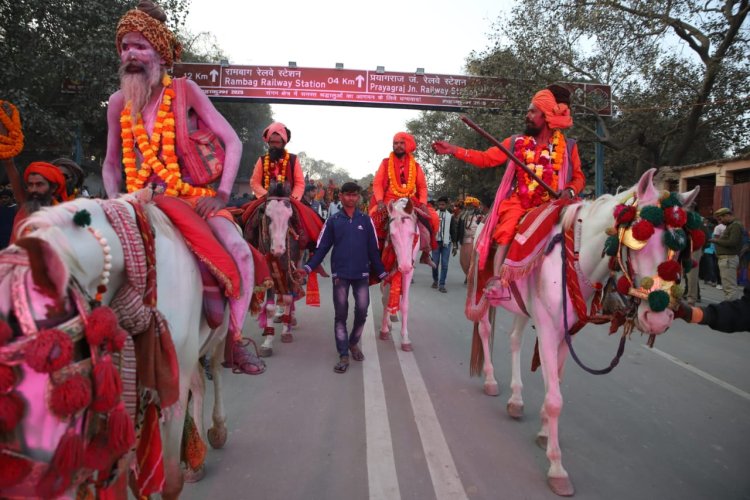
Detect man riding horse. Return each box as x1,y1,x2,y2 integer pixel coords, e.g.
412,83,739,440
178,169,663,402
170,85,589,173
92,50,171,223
102,0,264,375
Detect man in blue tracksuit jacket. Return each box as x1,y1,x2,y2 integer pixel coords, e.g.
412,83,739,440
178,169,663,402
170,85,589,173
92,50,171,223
298,182,387,373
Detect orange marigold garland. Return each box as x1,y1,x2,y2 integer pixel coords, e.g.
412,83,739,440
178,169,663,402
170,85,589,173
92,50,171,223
0,101,24,160
514,130,564,209
388,153,417,198
263,151,289,189
121,74,215,198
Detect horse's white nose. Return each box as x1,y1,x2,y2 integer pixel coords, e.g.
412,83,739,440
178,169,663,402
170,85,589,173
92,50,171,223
398,263,413,274
271,245,285,257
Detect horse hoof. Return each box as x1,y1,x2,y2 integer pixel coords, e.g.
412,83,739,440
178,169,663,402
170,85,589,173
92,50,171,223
535,434,548,450
259,346,273,357
506,402,524,419
207,425,228,449
379,331,391,341
390,314,399,322
547,476,575,497
483,382,500,397
184,465,205,483
281,333,293,343
401,343,412,352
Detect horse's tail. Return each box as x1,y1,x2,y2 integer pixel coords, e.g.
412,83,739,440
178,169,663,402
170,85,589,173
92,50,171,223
470,321,483,377
464,247,489,322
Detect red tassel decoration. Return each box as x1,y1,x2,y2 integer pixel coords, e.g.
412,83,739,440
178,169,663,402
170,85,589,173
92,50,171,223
0,320,12,346
35,428,84,498
49,374,92,418
84,430,115,473
91,355,122,413
104,328,128,354
0,448,33,489
631,220,655,241
0,364,17,393
108,402,135,455
25,329,73,373
0,392,24,433
85,307,118,349
657,260,681,282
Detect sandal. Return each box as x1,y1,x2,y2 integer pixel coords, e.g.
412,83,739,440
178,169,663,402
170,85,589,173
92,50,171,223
223,338,266,375
334,355,349,373
349,344,365,362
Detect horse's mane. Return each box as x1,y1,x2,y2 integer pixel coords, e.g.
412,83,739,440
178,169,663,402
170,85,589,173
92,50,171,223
560,187,636,231
268,180,291,198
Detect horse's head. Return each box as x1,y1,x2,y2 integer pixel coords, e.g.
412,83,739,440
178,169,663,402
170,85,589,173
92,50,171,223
265,196,294,257
387,198,419,274
607,169,700,335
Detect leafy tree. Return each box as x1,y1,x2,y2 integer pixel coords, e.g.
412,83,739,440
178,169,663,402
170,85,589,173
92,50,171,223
299,152,352,186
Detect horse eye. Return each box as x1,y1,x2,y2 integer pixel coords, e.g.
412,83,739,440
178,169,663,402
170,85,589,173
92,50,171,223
284,200,291,208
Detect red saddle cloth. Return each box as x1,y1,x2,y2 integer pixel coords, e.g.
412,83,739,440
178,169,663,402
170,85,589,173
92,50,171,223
499,199,573,283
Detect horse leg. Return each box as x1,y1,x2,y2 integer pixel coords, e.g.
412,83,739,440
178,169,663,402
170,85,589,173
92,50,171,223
379,282,392,340
184,369,206,483
280,293,294,343
289,300,297,328
207,338,227,449
260,295,276,357
507,315,528,418
399,268,413,351
536,327,574,497
477,309,499,396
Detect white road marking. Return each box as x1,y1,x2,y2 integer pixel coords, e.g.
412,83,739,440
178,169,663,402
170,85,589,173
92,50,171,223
643,346,750,402
390,327,468,500
363,303,401,500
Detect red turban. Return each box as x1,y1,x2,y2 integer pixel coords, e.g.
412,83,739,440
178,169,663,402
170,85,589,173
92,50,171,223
262,122,290,144
393,132,416,154
24,162,68,201
531,89,573,130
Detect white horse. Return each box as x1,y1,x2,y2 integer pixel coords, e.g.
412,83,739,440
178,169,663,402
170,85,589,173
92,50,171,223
379,198,421,351
465,169,698,496
0,197,238,499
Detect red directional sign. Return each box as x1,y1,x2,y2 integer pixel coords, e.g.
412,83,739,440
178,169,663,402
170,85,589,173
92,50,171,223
173,63,612,115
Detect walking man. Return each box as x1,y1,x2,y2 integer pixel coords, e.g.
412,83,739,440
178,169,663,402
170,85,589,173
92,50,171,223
298,182,387,373
711,207,745,299
432,196,453,292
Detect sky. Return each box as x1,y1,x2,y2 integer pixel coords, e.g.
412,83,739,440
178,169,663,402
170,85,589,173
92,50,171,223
185,0,514,181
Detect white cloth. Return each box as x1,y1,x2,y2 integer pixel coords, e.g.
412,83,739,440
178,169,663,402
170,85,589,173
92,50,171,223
437,209,452,245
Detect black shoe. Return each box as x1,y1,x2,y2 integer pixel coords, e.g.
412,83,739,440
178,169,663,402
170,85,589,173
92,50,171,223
439,287,447,293
431,281,438,289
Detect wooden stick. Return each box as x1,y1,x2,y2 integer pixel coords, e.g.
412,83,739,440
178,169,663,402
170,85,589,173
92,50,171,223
460,115,560,199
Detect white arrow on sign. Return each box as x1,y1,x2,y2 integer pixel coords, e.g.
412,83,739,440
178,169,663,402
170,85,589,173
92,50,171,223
355,74,365,89
210,69,219,83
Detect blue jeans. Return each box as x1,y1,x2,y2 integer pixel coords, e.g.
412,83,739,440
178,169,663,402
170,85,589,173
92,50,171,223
332,277,370,357
432,242,451,287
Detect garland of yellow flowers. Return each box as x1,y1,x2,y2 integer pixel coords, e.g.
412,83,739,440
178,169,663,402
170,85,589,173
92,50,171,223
387,152,417,198
0,100,24,160
121,75,215,197
514,130,564,207
263,150,289,189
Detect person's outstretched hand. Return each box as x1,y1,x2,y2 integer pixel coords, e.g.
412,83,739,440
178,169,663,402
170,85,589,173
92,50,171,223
432,141,457,155
674,300,695,322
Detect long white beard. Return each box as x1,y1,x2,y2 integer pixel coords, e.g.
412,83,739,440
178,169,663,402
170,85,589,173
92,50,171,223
119,58,163,120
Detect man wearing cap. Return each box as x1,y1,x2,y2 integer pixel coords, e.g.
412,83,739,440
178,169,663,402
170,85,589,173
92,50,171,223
711,207,745,299
432,85,584,271
102,0,264,375
250,122,305,200
454,196,484,282
371,132,435,265
9,162,68,244
52,157,85,199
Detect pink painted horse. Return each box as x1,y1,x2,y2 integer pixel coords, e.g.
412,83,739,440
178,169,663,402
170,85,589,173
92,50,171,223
0,197,237,499
465,169,698,496
379,198,421,351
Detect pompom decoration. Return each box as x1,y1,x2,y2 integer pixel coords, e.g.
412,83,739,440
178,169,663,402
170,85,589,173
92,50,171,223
84,431,115,473
603,235,620,256
670,285,684,299
616,276,631,295
640,277,654,290
91,355,122,413
690,229,706,249
664,206,687,228
25,329,73,373
660,192,682,209
614,204,636,225
0,392,24,432
663,228,688,251
49,374,92,418
85,306,119,349
631,220,655,241
0,364,16,393
108,402,135,455
640,205,664,226
104,328,128,354
36,429,83,498
72,209,92,228
647,290,671,312
0,320,12,346
0,449,33,489
686,211,702,230
657,260,681,282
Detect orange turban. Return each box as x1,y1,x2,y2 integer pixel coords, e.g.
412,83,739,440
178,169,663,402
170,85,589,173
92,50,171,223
262,122,290,144
116,7,182,67
531,89,573,130
393,132,416,154
464,196,480,207
24,162,68,201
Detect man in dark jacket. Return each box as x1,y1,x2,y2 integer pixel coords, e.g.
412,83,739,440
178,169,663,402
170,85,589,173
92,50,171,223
676,285,750,332
298,182,387,373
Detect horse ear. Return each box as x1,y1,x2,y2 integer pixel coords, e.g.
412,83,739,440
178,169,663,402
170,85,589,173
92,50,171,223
404,199,414,214
387,200,395,214
679,186,700,209
636,168,659,203
14,237,68,299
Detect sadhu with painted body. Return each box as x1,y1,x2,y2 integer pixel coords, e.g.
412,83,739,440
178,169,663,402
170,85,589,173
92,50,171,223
432,85,585,271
